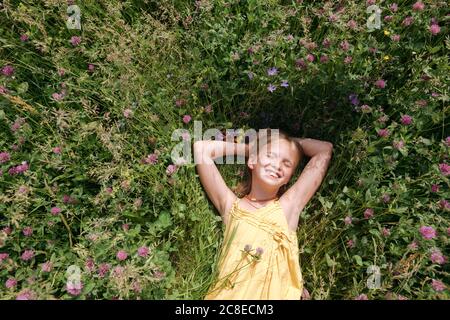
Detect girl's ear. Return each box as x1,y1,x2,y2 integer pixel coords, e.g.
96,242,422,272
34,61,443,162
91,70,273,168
247,154,257,170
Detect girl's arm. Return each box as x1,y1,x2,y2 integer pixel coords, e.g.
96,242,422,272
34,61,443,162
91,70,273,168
193,140,244,225
280,137,333,230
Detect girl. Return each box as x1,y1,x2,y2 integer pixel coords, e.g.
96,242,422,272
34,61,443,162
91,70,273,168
194,128,333,300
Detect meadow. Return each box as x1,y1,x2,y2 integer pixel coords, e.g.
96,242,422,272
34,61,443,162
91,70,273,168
0,0,449,299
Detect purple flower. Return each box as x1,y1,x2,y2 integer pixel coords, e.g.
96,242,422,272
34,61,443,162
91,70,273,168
280,80,289,88
344,56,353,64
430,249,446,265
70,36,81,46
384,16,393,22
267,84,277,93
52,92,64,101
419,226,437,240
431,279,446,292
143,153,158,165
137,246,149,257
1,65,15,77
267,67,278,76
16,289,35,300
322,38,331,48
22,227,33,237
375,79,386,89
377,128,390,138
0,253,10,262
431,184,440,193
41,261,53,272
5,278,17,289
445,136,450,147
244,244,252,252
408,241,418,250
391,34,400,42
50,207,62,215
21,249,35,261
20,34,29,42
255,247,264,257
67,281,83,296
182,115,192,124
347,20,357,29
166,164,177,176
344,216,352,225
412,1,425,11
439,163,450,176
393,140,404,150
306,54,314,62
439,199,450,210
430,24,441,35
97,263,110,277
0,152,10,164
295,58,307,70
247,71,255,80
390,3,398,12
400,115,413,125
382,227,391,237
123,108,133,118
349,94,359,106
116,250,128,261
381,194,391,203
354,294,368,300
347,240,355,248
340,40,350,52
320,55,329,63
402,16,414,27
87,64,95,72
364,208,374,219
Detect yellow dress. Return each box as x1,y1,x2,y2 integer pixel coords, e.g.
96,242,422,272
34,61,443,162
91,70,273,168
204,197,304,300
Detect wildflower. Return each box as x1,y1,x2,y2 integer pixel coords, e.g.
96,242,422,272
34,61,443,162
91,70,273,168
6,278,17,288
41,261,53,272
419,226,437,240
52,92,64,101
369,47,377,54
320,55,329,63
416,99,428,107
430,24,441,35
447,227,450,236
306,54,314,62
366,0,375,5
301,288,311,300
67,281,83,296
50,207,62,216
138,246,150,257
402,16,414,26
340,40,350,51
439,163,450,176
132,281,142,294
393,140,404,150
52,146,62,154
412,1,425,11
267,67,278,76
20,34,29,42
122,223,130,231
383,55,390,61
58,68,66,76
247,71,255,80
377,128,390,138
87,64,95,72
143,153,158,164
344,216,352,225
328,14,337,23
280,80,289,88
347,20,357,29
446,136,450,147
375,79,386,88
21,249,35,261
347,240,355,248
267,84,277,93
166,164,177,176
16,289,36,300
123,108,133,118
0,152,10,163
22,227,33,237
391,34,400,42
349,94,359,106
2,227,12,235
0,86,7,94
381,194,391,203
0,253,10,262
354,294,368,300
430,249,446,265
70,36,81,46
244,244,252,252
390,3,398,12
384,16,393,22
153,270,165,280
1,65,15,77
431,279,446,292
322,38,331,48
431,184,440,193
364,208,374,219
408,241,418,250
344,56,353,64
62,195,76,204
255,247,264,258
112,266,124,277
439,199,450,210
382,227,391,237
182,115,192,124
384,30,390,36
400,114,412,125
116,250,128,261
97,263,110,278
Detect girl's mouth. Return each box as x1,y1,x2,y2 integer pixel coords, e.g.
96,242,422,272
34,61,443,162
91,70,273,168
265,169,280,179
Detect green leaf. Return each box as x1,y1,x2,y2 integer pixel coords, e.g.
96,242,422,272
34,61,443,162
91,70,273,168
353,255,363,266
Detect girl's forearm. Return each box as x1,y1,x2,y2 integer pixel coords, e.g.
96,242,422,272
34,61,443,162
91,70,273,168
295,137,333,157
195,140,249,160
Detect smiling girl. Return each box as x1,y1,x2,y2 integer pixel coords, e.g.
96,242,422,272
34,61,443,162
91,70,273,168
194,128,333,299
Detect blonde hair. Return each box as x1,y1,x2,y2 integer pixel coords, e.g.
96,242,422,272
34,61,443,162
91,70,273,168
233,128,304,198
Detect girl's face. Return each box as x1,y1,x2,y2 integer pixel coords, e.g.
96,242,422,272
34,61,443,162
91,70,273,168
248,138,299,189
